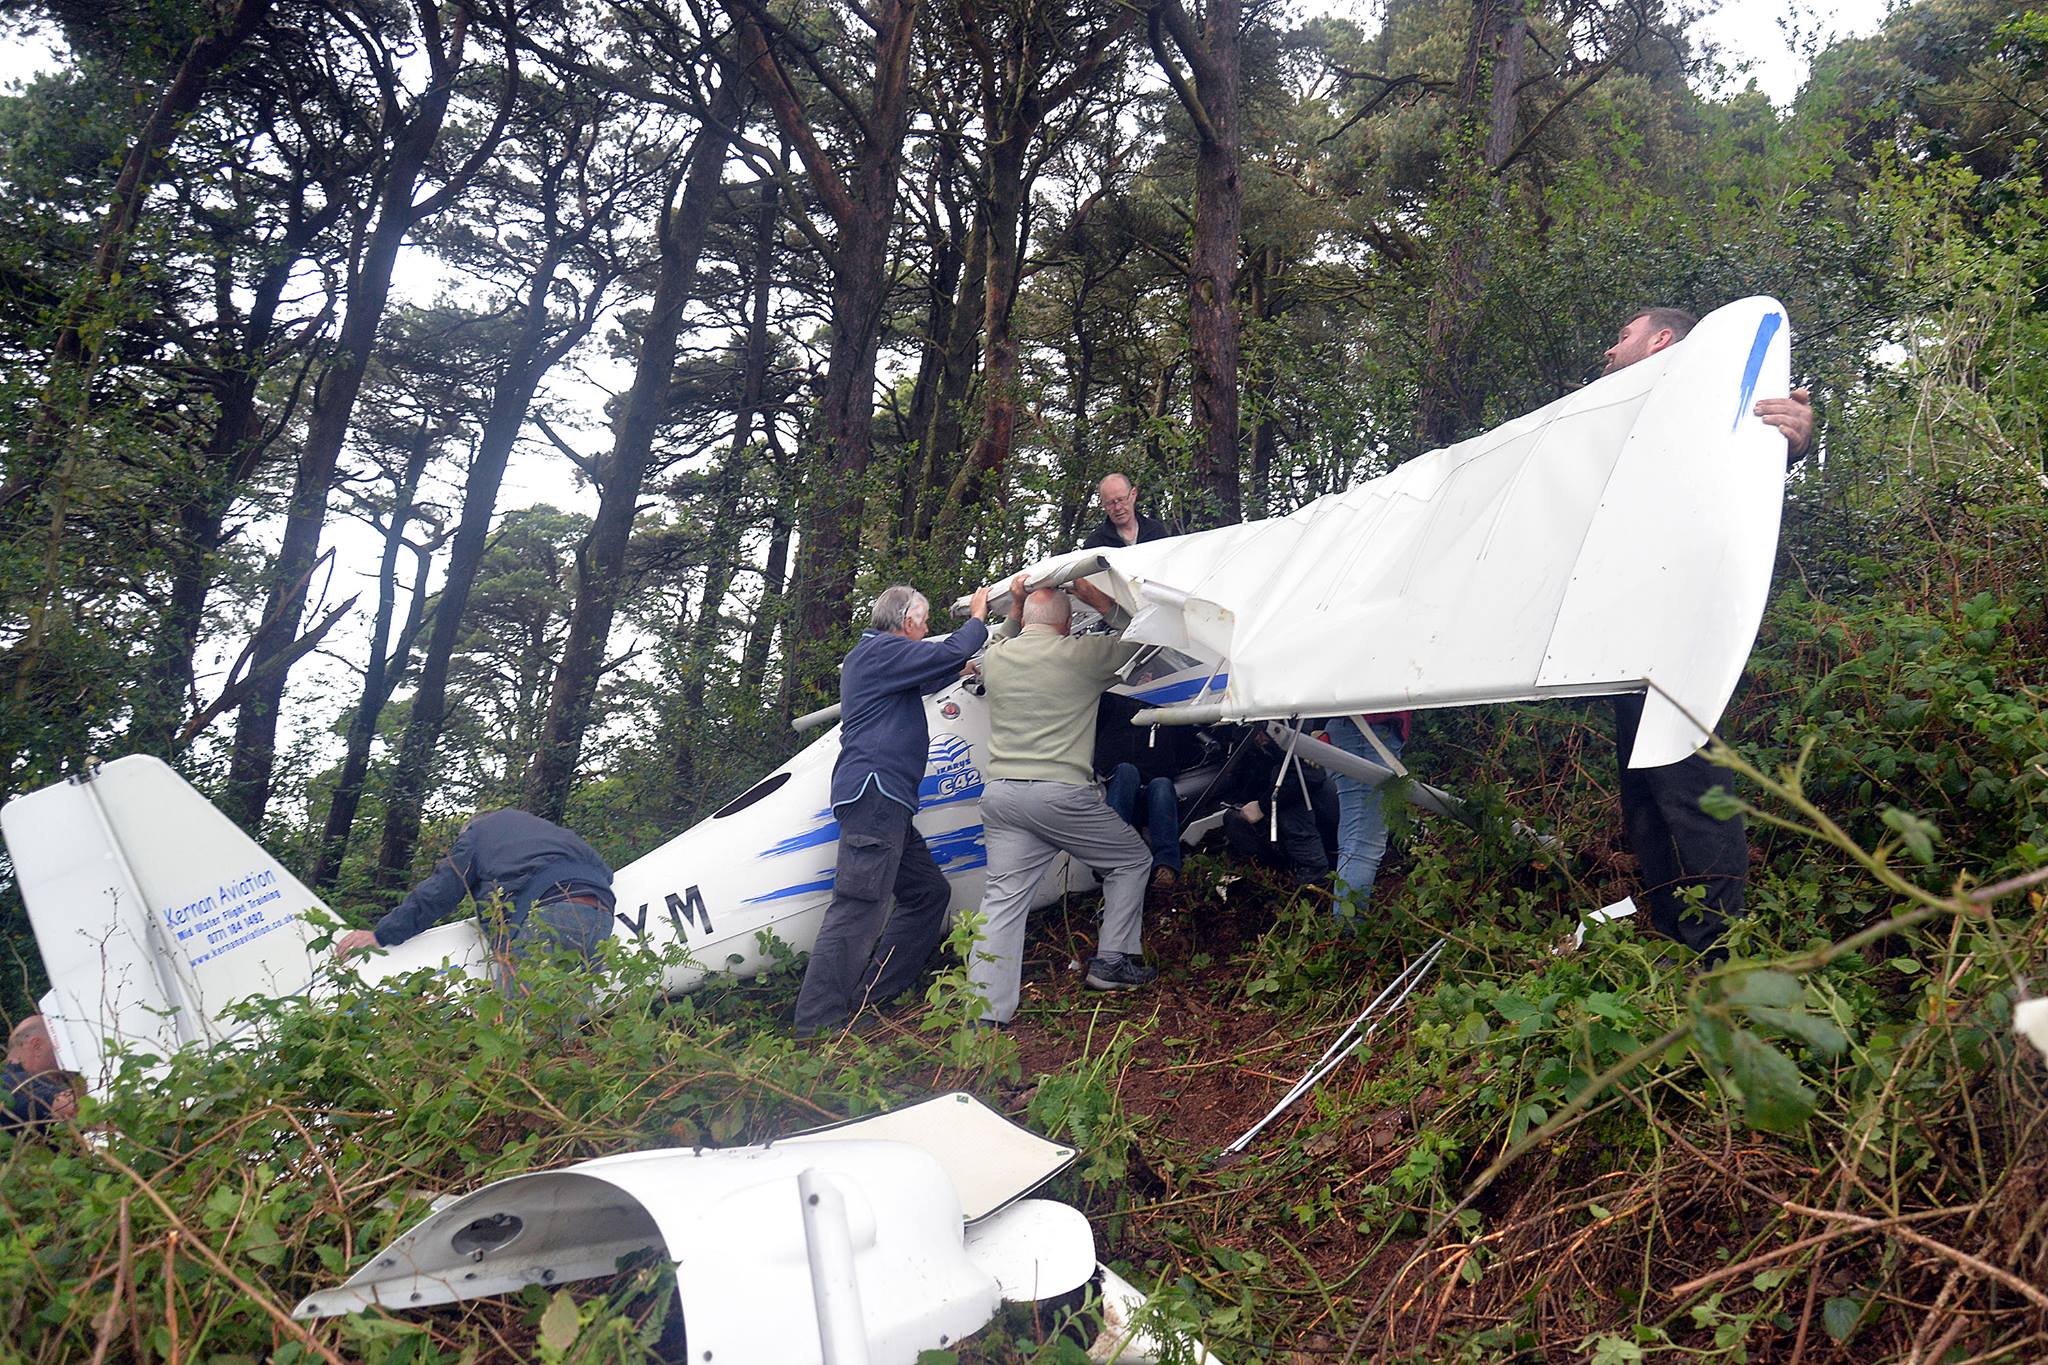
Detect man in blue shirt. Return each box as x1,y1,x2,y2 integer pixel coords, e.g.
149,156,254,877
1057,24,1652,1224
793,581,992,1037
333,808,615,991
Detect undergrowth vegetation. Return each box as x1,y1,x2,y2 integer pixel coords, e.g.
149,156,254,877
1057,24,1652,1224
3,489,2046,1363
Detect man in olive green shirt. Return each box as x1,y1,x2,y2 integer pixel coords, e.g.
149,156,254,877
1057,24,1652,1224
970,577,1156,1024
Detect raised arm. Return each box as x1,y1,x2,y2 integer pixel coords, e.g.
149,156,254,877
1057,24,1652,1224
1068,576,1124,624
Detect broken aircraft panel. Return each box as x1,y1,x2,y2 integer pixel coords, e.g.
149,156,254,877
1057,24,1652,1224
294,1092,1219,1365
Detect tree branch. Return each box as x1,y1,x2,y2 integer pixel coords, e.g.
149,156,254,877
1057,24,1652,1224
1148,3,1221,147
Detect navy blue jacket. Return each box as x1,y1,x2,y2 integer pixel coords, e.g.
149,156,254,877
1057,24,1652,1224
373,809,615,947
831,619,989,812
1081,509,1176,549
0,1063,67,1133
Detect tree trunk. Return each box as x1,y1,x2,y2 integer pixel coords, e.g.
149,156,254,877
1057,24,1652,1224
735,0,922,706
740,431,794,708
1062,290,1099,544
897,189,971,542
519,78,741,822
911,214,987,541
311,417,438,887
370,245,602,882
220,2,480,830
1246,243,1279,515
126,245,298,754
1414,0,1526,451
670,176,778,809
219,199,417,828
1152,0,1243,528
930,129,1029,544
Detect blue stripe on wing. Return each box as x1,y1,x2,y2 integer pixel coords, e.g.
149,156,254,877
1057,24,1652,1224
1733,311,1783,432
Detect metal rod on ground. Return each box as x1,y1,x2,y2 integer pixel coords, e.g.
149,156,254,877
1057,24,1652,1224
1248,944,1437,1125
1280,937,1445,1101
1244,938,1444,1129
1222,938,1447,1155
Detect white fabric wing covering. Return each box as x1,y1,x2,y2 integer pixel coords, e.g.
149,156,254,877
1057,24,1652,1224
1003,296,1791,768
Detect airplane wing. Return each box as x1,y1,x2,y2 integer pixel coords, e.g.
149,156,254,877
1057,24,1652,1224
980,295,1791,767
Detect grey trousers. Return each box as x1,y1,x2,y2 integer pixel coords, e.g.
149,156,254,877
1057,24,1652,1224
971,779,1151,1024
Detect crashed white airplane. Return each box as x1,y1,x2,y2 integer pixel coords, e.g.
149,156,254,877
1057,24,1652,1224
974,294,1793,770
1,294,1787,1361
4,294,1787,1082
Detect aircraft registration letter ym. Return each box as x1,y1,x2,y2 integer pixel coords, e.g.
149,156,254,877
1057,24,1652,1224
615,885,714,939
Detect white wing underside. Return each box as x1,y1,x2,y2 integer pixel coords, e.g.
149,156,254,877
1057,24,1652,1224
1008,295,1791,768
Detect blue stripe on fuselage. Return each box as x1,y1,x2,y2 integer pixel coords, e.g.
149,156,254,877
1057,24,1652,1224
760,808,838,858
926,823,989,872
1128,672,1229,705
742,823,989,904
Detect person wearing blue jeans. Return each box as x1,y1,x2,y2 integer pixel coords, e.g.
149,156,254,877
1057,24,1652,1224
1323,714,1409,915
1104,762,1182,886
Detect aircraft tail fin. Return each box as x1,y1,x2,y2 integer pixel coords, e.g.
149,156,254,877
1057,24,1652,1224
2,756,329,1091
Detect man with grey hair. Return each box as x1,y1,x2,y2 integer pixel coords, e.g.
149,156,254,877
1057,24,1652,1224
970,575,1157,1025
792,580,992,1037
2,1014,77,1132
1081,473,1175,549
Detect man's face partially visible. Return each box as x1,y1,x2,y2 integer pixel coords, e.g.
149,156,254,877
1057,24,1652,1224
1098,477,1137,530
1601,313,1669,376
12,1022,57,1075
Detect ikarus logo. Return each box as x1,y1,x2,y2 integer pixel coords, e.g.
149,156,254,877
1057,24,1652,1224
921,733,983,808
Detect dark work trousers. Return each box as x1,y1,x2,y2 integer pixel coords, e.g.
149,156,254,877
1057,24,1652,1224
1105,763,1183,873
791,787,954,1030
1613,694,1748,952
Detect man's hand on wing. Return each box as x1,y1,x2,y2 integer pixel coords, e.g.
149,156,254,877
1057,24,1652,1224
333,928,379,960
968,584,992,621
1068,577,1117,618
1754,388,1813,459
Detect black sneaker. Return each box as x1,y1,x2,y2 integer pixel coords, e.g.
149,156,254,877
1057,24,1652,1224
1084,956,1157,992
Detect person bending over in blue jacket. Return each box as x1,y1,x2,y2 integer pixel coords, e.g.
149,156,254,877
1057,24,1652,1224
792,581,992,1037
334,809,616,992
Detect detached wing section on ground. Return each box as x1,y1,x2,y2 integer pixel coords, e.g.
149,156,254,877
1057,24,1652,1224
1006,295,1791,768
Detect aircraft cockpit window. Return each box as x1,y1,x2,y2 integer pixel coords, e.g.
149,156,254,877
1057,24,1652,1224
712,771,792,818
1131,646,1207,684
